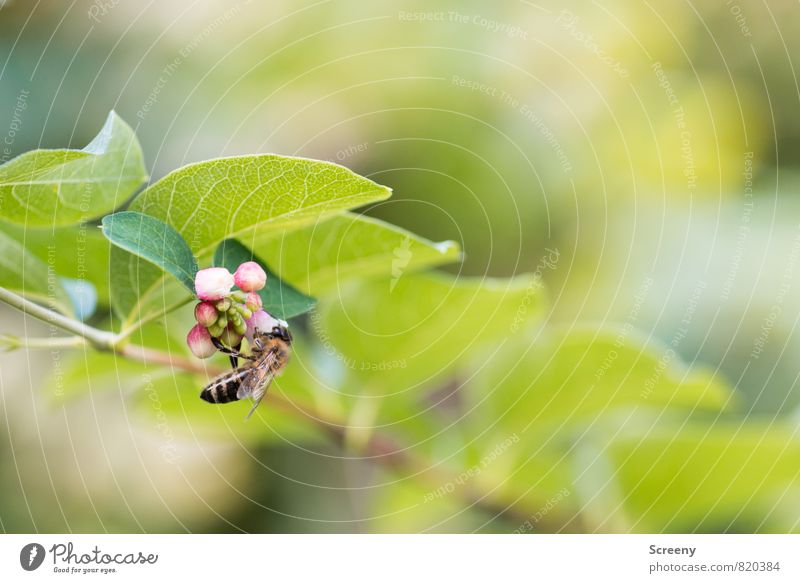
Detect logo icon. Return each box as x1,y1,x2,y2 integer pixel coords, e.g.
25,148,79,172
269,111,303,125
19,543,45,571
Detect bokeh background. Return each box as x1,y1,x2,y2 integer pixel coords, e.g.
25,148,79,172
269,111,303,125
2,0,800,533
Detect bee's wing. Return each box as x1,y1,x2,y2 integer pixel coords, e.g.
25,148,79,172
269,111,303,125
238,348,280,419
244,374,275,420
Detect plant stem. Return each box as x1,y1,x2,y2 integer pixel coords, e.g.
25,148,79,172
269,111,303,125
0,287,116,350
0,334,86,351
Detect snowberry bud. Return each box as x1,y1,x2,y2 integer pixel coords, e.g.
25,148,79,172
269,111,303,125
234,261,267,292
207,322,224,338
194,301,218,327
215,298,231,312
219,325,243,348
194,267,234,301
245,309,280,343
233,317,248,336
215,312,228,329
187,324,217,359
245,291,262,311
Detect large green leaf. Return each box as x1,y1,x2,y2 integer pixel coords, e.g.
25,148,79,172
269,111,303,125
0,111,146,226
0,222,112,303
246,213,461,296
475,326,732,438
608,422,800,532
110,155,391,323
101,211,198,293
319,271,546,392
0,229,71,314
214,238,315,319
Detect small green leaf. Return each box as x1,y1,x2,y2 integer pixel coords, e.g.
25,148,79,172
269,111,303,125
214,238,315,319
0,229,72,314
0,111,147,226
101,211,198,293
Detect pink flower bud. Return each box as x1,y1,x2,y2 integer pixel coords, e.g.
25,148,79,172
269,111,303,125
245,309,279,343
245,291,262,311
234,261,267,292
194,301,218,327
194,267,234,301
187,324,217,359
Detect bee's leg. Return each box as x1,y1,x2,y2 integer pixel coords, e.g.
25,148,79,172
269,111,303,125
211,337,256,364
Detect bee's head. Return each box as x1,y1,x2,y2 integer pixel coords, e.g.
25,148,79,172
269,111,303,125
252,320,291,349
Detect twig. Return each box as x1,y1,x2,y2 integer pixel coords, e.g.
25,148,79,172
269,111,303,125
0,334,86,351
0,287,116,350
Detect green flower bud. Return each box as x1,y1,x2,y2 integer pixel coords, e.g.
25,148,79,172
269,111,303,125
216,313,228,329
215,298,231,312
230,290,246,302
207,322,224,338
233,319,248,336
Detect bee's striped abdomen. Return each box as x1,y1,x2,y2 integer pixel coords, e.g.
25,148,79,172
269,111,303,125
200,369,248,404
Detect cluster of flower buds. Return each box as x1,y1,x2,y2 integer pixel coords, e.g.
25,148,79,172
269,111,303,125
186,261,276,359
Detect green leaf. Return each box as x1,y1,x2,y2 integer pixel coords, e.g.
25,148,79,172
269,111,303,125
101,211,198,293
214,238,315,319
318,271,546,392
131,155,391,257
110,155,391,322
0,229,72,314
0,111,147,226
246,213,461,296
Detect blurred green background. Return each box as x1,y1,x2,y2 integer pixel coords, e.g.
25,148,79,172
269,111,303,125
2,0,800,533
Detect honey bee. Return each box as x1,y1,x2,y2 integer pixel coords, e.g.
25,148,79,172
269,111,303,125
200,322,292,419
